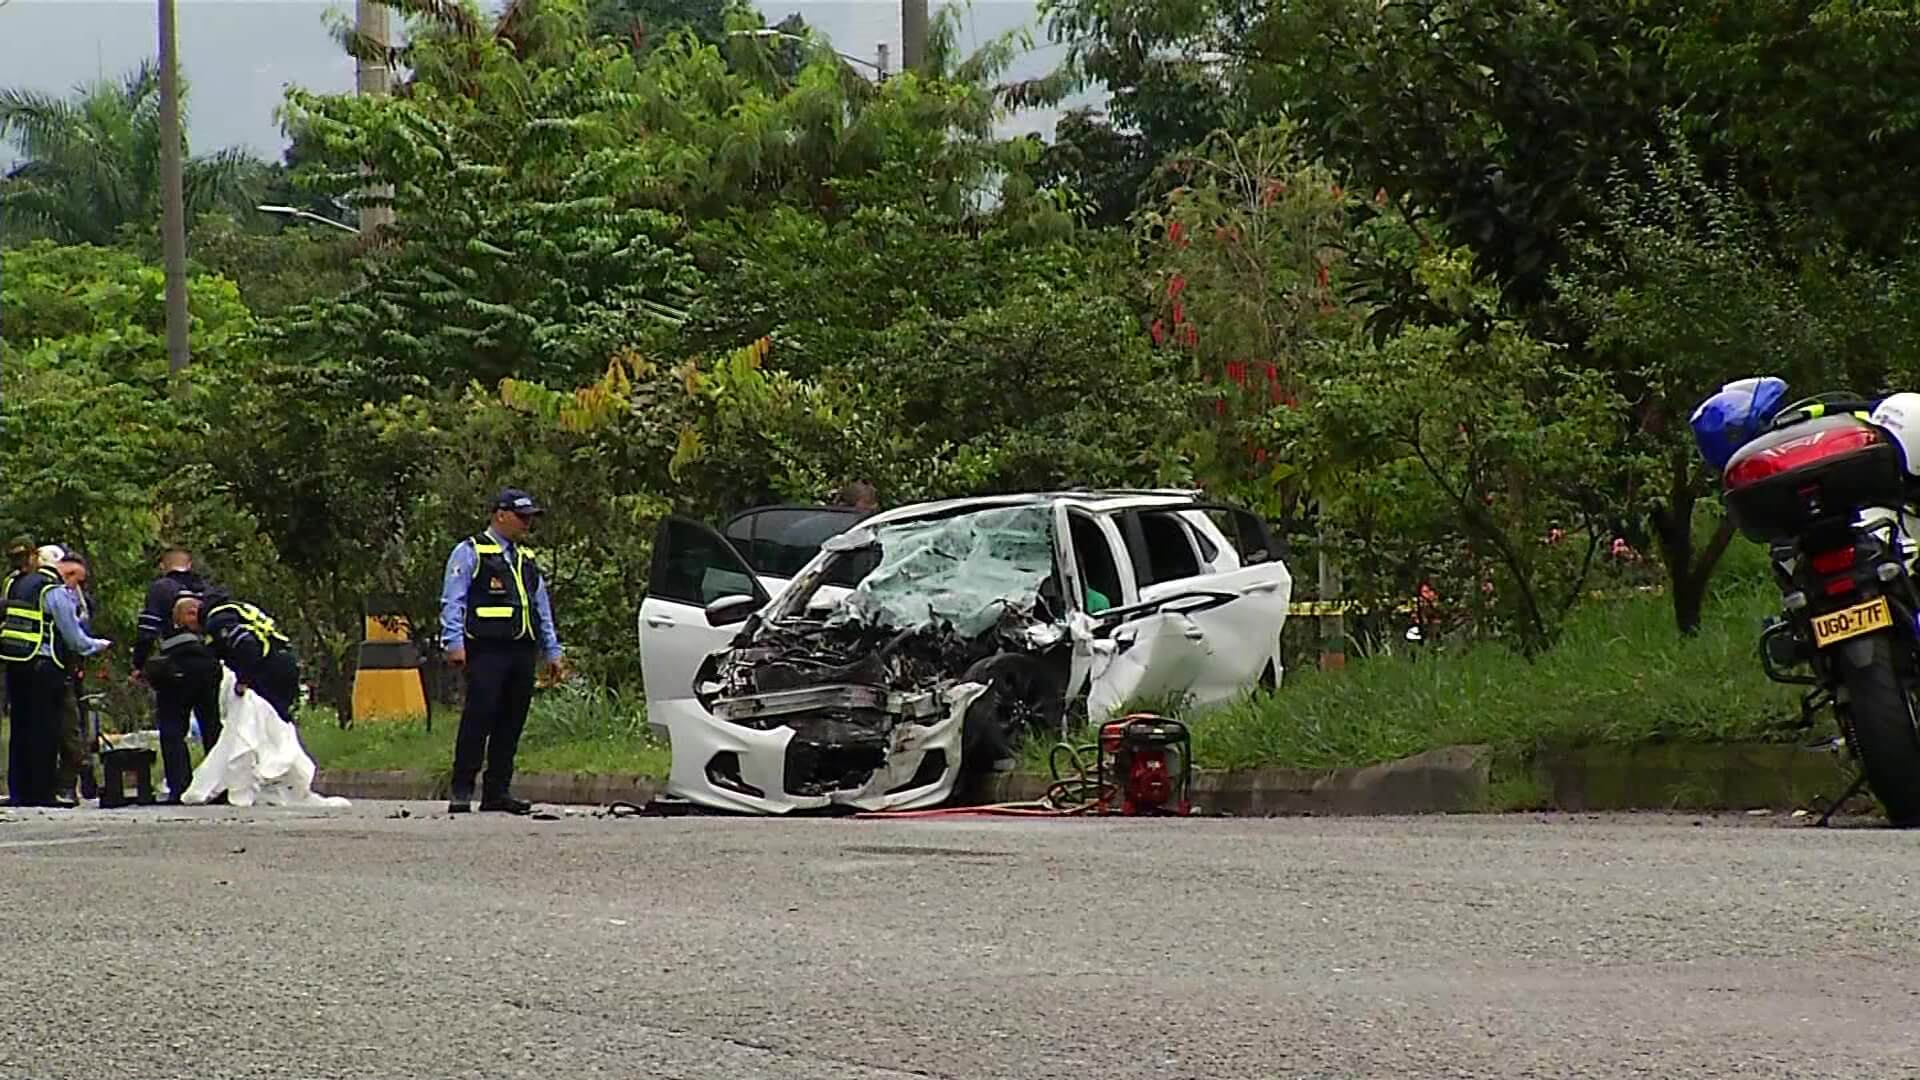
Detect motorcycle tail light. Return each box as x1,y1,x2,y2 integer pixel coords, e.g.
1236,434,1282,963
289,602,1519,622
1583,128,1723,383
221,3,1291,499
1725,425,1883,489
1811,548,1857,576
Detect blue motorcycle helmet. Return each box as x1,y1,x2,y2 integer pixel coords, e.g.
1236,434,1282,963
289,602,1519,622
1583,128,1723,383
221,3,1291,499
1689,376,1790,472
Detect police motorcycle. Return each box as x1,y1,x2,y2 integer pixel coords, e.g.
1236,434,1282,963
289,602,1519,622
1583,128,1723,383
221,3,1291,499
1692,378,1920,825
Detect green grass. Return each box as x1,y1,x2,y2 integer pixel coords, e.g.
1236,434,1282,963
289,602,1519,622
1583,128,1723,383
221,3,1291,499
1029,583,1801,775
301,585,1799,782
300,684,671,779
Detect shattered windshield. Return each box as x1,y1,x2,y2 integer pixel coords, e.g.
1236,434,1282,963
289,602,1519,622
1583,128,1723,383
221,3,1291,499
774,505,1058,637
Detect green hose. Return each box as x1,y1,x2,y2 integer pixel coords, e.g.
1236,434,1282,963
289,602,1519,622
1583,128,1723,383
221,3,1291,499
1044,740,1110,811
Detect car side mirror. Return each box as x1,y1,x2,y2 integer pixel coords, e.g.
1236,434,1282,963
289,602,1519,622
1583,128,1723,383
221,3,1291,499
704,594,761,627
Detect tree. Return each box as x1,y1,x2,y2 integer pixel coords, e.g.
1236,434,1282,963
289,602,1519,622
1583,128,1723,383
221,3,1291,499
589,0,727,52
1295,311,1634,654
1655,0,1920,258
1557,137,1920,632
0,241,259,692
1032,108,1157,229
1045,0,1920,304
194,354,458,719
285,0,1047,391
1135,123,1359,516
0,62,265,244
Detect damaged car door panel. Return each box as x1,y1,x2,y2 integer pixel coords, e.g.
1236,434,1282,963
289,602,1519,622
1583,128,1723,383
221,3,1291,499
639,493,1292,815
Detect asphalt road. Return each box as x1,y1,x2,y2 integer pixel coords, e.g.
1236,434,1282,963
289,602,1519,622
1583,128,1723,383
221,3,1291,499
2,803,1918,1079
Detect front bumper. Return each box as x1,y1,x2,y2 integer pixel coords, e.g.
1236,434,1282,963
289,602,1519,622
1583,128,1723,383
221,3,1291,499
652,682,985,814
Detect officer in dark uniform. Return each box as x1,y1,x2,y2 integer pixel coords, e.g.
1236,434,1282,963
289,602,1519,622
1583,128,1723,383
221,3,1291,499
0,538,110,807
172,593,301,727
439,490,564,815
132,547,222,801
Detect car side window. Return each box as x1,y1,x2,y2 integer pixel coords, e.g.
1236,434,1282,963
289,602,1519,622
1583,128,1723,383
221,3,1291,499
1122,510,1203,586
649,518,762,607
1068,513,1125,611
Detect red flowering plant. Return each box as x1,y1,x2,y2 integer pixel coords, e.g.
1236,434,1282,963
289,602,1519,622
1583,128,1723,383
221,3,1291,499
1138,123,1360,516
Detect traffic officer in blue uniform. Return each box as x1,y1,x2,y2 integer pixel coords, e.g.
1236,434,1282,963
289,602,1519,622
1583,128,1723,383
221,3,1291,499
0,539,111,807
439,490,563,815
172,592,301,727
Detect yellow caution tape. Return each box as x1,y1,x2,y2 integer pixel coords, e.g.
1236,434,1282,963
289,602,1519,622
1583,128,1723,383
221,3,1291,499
1286,585,1663,618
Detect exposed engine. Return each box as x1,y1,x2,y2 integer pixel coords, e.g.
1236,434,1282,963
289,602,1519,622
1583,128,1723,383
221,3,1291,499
691,611,1060,798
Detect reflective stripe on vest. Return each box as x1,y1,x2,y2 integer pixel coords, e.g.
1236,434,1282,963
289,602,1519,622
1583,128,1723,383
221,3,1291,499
470,536,533,640
0,569,62,667
207,601,286,658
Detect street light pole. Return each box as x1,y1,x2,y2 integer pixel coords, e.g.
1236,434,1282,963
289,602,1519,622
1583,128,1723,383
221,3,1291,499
355,0,392,235
902,0,927,72
157,0,190,373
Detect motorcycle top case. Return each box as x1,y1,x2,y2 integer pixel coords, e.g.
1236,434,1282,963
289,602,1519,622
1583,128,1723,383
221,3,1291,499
1723,414,1906,542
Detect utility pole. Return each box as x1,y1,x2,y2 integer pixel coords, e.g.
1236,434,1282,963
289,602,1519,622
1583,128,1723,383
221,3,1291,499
876,42,890,81
157,0,190,373
355,0,393,234
901,0,927,73
1317,546,1345,672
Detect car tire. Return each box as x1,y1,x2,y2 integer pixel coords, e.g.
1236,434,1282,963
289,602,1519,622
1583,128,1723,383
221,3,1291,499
958,654,1063,776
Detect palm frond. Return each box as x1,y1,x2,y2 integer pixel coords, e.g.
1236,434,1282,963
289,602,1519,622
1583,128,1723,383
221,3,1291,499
120,59,162,109
0,87,85,160
184,146,270,216
0,178,113,245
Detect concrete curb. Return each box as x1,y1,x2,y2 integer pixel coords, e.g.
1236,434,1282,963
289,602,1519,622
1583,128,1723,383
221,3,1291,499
314,769,663,806
315,742,1856,816
316,746,1494,815
1530,742,1851,812
985,744,1494,815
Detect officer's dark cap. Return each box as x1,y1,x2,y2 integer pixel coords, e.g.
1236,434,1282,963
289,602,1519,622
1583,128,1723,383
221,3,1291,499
492,490,545,516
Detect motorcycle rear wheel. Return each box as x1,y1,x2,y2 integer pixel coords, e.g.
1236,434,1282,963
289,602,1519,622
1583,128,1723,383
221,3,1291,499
1836,633,1920,826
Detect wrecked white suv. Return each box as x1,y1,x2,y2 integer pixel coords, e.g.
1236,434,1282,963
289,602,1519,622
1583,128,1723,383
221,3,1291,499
638,491,1292,814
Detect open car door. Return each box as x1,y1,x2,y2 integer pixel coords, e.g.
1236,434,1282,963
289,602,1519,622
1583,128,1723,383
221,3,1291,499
639,506,871,715
1057,502,1220,723
638,517,771,716
1168,504,1292,703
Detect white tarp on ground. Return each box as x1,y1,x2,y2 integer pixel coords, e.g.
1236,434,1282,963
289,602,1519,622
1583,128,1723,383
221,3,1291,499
184,667,350,809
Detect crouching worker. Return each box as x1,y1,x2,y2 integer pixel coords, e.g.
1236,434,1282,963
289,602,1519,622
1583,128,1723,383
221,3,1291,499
173,594,299,726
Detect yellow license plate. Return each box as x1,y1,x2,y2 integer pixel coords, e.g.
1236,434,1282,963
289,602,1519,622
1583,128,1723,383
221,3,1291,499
1812,597,1893,648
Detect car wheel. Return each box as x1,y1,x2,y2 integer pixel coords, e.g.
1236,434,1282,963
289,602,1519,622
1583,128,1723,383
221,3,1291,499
958,653,1063,776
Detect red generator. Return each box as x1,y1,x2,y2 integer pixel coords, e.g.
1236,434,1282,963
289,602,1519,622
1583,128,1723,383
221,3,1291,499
1096,714,1193,816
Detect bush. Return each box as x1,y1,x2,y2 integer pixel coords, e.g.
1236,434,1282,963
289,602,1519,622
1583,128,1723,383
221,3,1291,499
1031,580,1798,774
